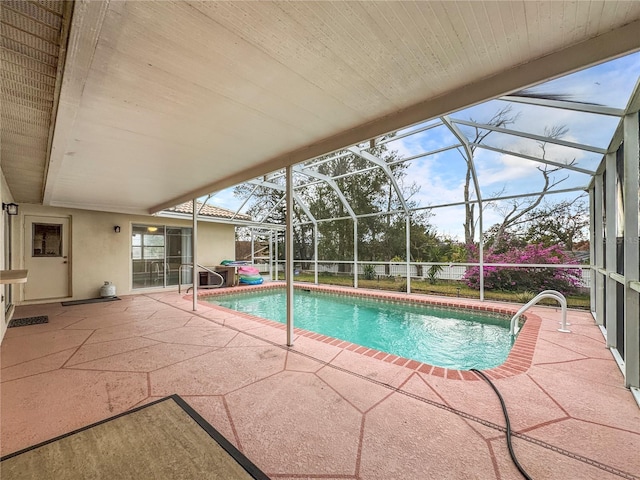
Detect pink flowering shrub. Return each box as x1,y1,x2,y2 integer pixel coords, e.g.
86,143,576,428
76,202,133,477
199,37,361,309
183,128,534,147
463,243,582,294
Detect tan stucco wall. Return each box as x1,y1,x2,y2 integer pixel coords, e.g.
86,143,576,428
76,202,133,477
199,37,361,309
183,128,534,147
12,204,235,305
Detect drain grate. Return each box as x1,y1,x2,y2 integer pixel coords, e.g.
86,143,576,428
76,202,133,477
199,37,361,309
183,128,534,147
8,316,49,328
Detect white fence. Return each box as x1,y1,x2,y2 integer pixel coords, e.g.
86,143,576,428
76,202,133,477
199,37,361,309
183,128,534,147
256,261,592,288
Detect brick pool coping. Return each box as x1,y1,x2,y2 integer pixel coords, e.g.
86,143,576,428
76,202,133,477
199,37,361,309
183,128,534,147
191,282,542,382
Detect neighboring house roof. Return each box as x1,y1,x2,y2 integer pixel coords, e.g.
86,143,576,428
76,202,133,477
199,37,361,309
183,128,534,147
164,202,251,221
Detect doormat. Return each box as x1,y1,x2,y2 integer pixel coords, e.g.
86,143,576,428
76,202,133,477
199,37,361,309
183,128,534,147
61,297,121,306
1,395,270,480
8,316,49,328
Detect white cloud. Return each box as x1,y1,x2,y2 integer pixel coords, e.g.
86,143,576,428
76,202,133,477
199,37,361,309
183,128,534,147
408,161,464,206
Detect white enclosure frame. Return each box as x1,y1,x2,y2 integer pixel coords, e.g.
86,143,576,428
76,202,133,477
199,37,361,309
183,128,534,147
178,79,640,404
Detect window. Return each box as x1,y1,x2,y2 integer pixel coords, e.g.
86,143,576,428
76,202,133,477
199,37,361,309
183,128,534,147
32,223,62,257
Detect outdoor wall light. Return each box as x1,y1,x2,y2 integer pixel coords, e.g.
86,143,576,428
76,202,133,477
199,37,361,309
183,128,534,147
2,203,18,215
114,226,121,233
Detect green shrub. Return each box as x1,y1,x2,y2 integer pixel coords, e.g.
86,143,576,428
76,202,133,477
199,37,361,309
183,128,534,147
516,291,536,303
363,264,376,280
427,264,443,284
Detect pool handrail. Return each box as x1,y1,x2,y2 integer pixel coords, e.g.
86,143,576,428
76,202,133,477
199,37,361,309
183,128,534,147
179,264,225,293
509,290,569,336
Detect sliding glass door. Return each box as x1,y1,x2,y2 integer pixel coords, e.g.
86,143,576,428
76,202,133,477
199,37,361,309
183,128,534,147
166,227,193,285
132,225,192,289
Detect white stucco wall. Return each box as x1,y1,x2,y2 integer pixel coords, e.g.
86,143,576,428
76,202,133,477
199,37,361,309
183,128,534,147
12,204,236,304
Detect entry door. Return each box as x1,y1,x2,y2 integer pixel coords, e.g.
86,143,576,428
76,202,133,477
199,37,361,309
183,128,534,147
24,216,70,300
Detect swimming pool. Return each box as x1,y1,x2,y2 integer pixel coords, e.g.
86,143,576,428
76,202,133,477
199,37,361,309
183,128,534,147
206,288,515,370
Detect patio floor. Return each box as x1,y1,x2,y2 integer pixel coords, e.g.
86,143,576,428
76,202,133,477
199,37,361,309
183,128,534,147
1,286,639,479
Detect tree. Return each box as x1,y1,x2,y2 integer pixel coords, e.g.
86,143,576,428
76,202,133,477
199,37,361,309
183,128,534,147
516,197,589,251
487,125,577,249
311,144,436,263
460,104,581,254
463,105,520,245
234,140,435,265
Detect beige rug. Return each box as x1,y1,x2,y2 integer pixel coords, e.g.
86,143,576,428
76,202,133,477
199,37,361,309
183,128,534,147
1,395,269,480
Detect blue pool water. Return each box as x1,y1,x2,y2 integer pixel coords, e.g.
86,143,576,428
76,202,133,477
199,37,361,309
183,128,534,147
207,289,514,370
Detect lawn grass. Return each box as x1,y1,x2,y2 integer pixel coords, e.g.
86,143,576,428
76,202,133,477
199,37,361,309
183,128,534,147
275,272,590,309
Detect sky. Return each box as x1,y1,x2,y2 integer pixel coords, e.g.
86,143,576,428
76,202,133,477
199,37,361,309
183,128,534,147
205,51,640,241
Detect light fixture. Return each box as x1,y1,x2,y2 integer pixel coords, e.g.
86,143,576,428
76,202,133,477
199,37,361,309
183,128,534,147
114,226,121,233
147,226,158,232
2,203,18,216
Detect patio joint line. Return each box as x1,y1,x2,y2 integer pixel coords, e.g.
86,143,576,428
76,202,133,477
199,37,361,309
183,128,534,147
484,436,502,479
221,396,244,453
146,295,637,480
525,374,572,417
0,348,78,383
536,337,600,359
411,371,453,407
331,358,638,480
265,346,639,480
507,434,639,480
64,340,161,368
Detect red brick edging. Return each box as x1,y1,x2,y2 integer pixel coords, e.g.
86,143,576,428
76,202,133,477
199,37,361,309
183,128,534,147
189,283,542,381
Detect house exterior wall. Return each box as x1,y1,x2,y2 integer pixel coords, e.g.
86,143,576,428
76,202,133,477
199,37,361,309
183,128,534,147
1,170,16,342
9,204,235,305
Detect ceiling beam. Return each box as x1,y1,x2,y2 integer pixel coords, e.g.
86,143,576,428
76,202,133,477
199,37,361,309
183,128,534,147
500,96,624,117
377,121,444,145
387,145,462,166
471,143,596,176
452,118,607,154
43,0,111,204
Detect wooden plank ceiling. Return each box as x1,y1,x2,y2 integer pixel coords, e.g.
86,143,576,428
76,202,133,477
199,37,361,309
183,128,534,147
1,1,639,214
1,0,71,204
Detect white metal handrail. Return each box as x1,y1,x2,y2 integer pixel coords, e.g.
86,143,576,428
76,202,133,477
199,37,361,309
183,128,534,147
179,264,225,293
509,290,569,336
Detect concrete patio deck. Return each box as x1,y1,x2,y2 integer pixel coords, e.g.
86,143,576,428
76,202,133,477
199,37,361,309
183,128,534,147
1,287,639,479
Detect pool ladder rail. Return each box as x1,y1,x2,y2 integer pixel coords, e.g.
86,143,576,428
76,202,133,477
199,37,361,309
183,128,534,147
179,264,225,294
509,290,570,336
